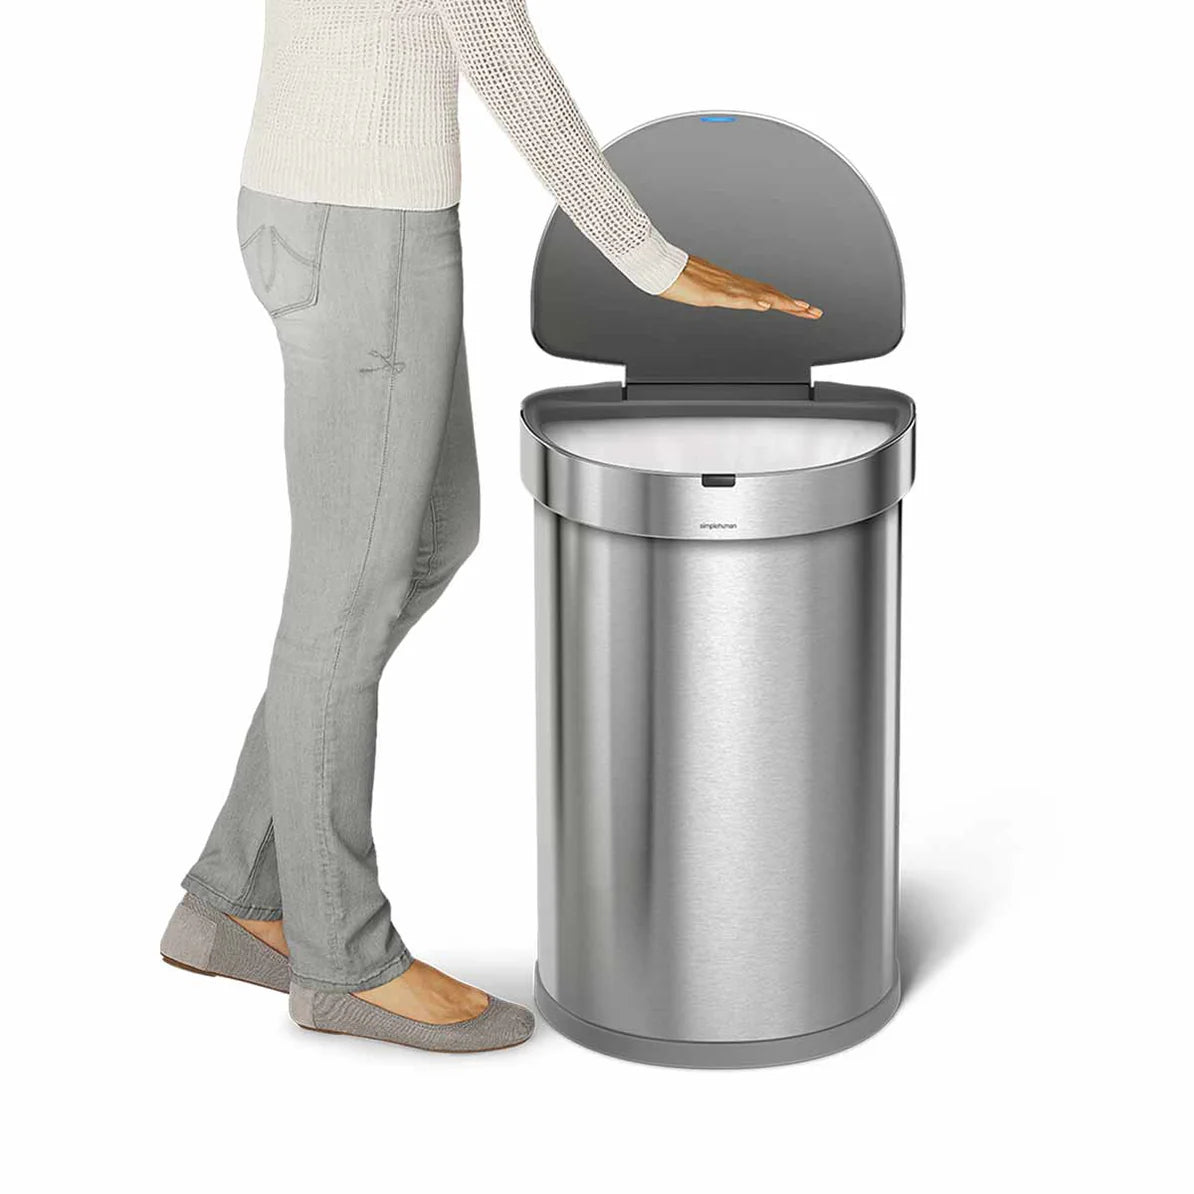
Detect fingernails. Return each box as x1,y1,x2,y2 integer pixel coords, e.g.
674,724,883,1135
808,307,823,318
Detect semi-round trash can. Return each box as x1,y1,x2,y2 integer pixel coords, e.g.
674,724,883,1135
522,113,915,1067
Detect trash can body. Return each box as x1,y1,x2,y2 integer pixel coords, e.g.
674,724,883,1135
521,114,916,1067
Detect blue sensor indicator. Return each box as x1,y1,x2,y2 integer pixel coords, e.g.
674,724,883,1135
699,115,737,122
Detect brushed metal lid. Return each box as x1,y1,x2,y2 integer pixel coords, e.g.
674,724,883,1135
531,113,904,386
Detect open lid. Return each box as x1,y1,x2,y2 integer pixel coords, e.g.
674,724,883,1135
532,112,904,386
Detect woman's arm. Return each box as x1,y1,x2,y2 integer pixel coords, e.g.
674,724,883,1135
435,0,820,316
434,0,687,294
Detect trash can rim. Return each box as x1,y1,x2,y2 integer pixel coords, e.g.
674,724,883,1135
520,382,916,541
520,384,914,482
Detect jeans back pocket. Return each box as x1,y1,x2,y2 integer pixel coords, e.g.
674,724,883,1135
237,188,331,318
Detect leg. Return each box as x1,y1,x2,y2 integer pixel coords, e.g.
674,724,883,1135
184,200,472,991
183,335,479,932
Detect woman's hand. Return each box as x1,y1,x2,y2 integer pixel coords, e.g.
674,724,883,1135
660,255,822,319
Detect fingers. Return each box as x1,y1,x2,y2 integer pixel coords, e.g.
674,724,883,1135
758,292,809,312
715,278,822,318
756,290,822,319
714,290,822,318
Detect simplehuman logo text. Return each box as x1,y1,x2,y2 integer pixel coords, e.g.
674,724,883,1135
699,521,738,530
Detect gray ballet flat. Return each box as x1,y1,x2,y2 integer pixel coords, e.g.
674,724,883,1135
160,893,290,993
290,983,535,1053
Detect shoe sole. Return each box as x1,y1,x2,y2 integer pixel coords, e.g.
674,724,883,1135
161,952,286,993
293,1021,530,1054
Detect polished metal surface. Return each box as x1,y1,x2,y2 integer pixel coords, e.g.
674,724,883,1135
526,112,914,1064
534,966,901,1068
534,498,902,1044
532,112,904,384
522,382,915,541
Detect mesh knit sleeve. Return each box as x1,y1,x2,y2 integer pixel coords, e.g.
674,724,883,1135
433,0,689,294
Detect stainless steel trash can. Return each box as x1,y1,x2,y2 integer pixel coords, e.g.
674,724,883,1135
521,113,916,1067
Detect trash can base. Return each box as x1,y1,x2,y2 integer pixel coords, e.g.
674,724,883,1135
534,966,901,1069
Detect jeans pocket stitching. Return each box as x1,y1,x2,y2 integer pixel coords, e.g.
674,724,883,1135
239,224,266,252
267,204,331,318
271,227,319,268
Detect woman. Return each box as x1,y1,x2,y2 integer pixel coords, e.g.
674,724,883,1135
161,0,821,1054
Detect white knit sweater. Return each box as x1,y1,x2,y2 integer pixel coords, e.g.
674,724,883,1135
242,0,689,294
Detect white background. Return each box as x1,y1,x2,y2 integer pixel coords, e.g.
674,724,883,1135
4,1,1190,1189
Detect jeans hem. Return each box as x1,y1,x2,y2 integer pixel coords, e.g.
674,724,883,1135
182,873,283,921
289,946,414,994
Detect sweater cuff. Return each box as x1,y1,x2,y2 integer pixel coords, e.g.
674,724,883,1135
612,226,689,294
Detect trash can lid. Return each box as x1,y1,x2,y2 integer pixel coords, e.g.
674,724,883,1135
532,113,904,387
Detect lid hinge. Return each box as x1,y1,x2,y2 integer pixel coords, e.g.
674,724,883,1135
623,381,813,402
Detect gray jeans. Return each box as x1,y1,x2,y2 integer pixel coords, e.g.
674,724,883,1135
183,189,479,992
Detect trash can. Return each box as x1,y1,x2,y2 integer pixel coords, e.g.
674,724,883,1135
521,113,915,1067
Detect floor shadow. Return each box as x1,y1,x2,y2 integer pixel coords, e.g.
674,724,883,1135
899,872,993,999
